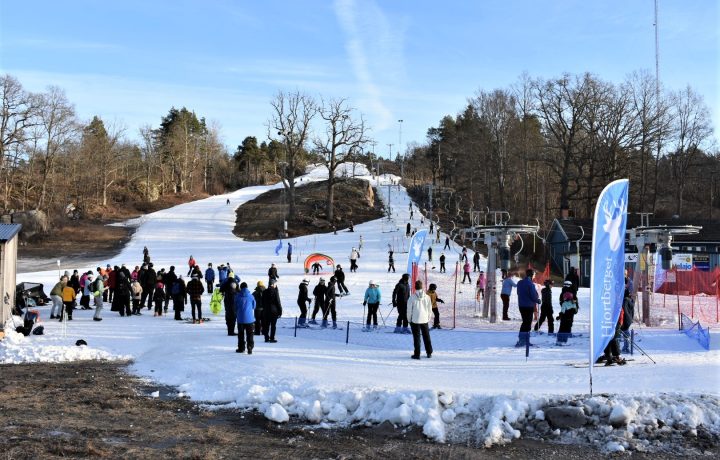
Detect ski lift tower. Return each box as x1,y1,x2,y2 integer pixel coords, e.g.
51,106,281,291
628,214,701,326
464,211,539,323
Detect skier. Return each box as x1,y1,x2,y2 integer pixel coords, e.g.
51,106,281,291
309,278,327,325
461,247,468,262
461,260,472,284
621,272,635,352
473,252,480,272
409,280,433,360
311,261,322,275
430,222,434,235
500,270,517,321
392,274,411,334
556,291,578,344
439,253,446,273
363,280,381,331
235,282,256,354
205,263,215,293
599,303,627,365
349,247,360,272
187,255,196,276
334,265,349,296
252,281,265,335
186,274,205,324
297,278,312,327
427,283,444,329
262,279,282,342
476,271,486,300
143,246,150,263
267,263,279,286
427,246,432,262
515,269,540,347
443,236,450,250
534,279,554,334
359,235,364,250
388,250,396,273
322,276,340,329
287,242,293,263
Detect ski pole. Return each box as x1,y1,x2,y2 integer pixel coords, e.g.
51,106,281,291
620,330,656,364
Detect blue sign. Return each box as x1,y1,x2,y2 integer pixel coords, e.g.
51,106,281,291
590,179,629,365
406,229,428,275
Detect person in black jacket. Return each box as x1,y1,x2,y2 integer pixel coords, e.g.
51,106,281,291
388,250,395,273
112,272,132,317
267,263,279,286
473,252,480,272
221,278,238,335
322,276,340,329
186,274,205,324
309,278,326,325
392,274,411,334
172,276,187,320
534,280,554,334
141,263,157,310
163,266,178,312
262,279,282,342
297,278,311,327
565,267,580,294
334,265,349,296
252,281,265,335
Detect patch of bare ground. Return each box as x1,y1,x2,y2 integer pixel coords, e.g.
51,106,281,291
233,178,384,241
0,361,698,459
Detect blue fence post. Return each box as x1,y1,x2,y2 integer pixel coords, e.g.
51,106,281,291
346,321,350,344
294,316,298,338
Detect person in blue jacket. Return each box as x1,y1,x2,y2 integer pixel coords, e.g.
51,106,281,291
234,282,256,354
218,264,228,285
516,269,540,347
363,280,381,330
205,263,216,293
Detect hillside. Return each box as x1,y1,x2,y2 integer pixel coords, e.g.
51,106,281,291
233,178,384,241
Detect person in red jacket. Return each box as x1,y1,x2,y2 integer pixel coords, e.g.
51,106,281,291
188,255,197,276
108,265,118,303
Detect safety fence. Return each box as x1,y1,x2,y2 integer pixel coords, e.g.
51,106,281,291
681,313,711,351
653,267,720,325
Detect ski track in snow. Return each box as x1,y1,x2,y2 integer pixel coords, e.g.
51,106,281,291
4,163,720,451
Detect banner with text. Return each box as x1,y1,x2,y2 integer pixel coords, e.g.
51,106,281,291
590,179,629,364
406,229,428,276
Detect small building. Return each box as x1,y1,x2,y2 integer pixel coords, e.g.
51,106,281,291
547,217,720,288
0,223,22,339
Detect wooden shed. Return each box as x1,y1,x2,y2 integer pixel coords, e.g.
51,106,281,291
0,223,22,339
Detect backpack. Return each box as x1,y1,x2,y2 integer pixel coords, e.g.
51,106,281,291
171,281,181,296
210,288,223,315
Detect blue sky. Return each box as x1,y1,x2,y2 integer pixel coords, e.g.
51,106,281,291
1,0,717,157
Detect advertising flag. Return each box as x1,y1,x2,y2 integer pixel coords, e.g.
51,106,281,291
406,229,428,275
590,179,629,367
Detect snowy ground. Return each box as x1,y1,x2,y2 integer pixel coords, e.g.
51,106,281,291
3,163,719,453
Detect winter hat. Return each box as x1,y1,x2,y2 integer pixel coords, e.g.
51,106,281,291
319,278,326,283
368,280,375,286
302,278,309,284
544,279,553,286
257,280,265,288
563,280,572,287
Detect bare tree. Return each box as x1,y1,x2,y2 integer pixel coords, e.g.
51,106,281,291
668,86,713,216
314,98,368,221
267,91,317,219
36,86,77,210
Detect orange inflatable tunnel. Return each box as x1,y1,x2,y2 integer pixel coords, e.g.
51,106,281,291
304,253,335,274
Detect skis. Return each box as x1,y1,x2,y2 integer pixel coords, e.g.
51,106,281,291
565,359,638,368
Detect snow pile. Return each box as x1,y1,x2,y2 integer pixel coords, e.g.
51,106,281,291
0,319,129,364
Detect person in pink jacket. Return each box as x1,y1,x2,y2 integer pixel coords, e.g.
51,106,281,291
476,271,487,300
462,261,472,284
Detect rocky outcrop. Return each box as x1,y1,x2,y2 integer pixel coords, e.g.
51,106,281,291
1,210,49,240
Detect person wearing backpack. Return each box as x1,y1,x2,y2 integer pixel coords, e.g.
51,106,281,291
171,276,187,320
130,279,143,315
556,291,578,344
234,282,256,354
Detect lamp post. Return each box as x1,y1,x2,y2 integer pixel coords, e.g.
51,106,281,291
398,119,404,177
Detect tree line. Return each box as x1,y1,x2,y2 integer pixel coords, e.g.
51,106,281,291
0,75,234,220
402,71,717,229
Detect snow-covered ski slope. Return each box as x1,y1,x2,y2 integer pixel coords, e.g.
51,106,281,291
3,163,719,448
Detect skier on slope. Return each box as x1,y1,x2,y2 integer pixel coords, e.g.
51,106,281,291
322,276,340,329
388,250,396,273
252,281,265,335
262,279,282,342
349,247,360,273
534,279,554,334
439,253,446,273
363,280,381,331
267,263,279,286
309,278,327,325
334,265,349,296
297,278,312,327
